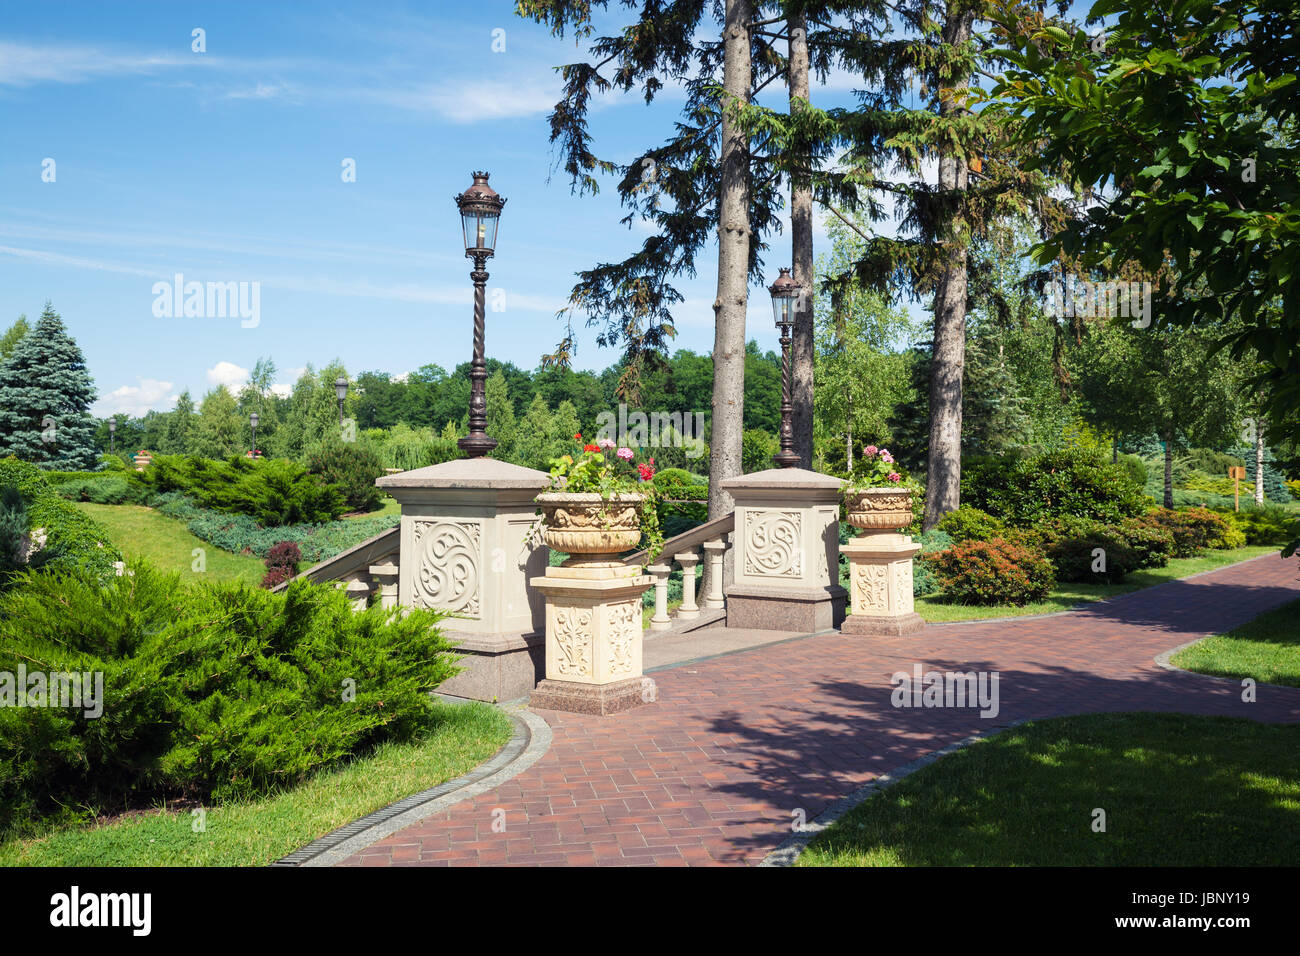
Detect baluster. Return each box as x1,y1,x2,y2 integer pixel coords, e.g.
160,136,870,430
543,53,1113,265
675,550,700,619
647,562,672,630
701,538,726,609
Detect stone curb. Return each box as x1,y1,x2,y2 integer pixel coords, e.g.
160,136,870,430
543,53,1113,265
273,703,553,867
758,719,1029,867
1153,636,1297,693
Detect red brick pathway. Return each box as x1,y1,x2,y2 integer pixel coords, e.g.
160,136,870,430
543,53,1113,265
340,553,1300,867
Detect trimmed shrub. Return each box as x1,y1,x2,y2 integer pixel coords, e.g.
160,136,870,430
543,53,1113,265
1145,507,1231,557
0,458,120,581
929,538,1055,606
962,448,1151,527
937,505,1005,542
134,455,345,526
1045,526,1139,584
0,562,459,833
1114,517,1176,568
261,540,302,589
305,440,385,513
912,529,952,598
1218,505,1300,546
50,472,138,504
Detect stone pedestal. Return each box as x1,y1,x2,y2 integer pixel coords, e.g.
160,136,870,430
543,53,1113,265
841,532,924,636
377,458,551,703
528,563,654,715
719,468,847,632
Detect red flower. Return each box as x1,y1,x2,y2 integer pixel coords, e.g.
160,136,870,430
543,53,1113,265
637,463,655,481
574,432,582,440
583,443,600,453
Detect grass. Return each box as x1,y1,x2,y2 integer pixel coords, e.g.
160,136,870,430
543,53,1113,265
915,545,1283,623
1172,598,1300,688
346,497,399,520
73,500,265,585
798,712,1300,867
0,699,513,867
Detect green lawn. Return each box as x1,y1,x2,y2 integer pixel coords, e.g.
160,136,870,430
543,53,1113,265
1172,598,1300,688
916,545,1283,623
0,699,512,867
73,501,266,585
798,713,1300,867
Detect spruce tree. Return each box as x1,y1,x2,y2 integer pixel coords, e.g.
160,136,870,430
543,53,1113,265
0,303,99,469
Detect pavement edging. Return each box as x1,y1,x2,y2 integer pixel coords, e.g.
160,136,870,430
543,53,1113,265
273,705,553,867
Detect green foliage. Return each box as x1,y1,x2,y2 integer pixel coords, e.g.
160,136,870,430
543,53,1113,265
0,562,459,833
936,505,1005,543
1117,454,1149,489
135,455,345,526
1044,526,1140,584
741,429,778,473
1218,505,1300,546
0,458,120,580
50,472,139,505
0,304,99,469
150,492,397,564
928,538,1056,606
962,448,1151,527
992,0,1300,446
1143,507,1233,558
305,440,384,513
912,529,953,598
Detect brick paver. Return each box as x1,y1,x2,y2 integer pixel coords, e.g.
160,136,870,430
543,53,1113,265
339,553,1300,866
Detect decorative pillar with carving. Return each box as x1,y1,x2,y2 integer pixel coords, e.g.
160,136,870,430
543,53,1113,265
528,495,654,716
840,488,924,636
719,468,846,632
377,457,551,702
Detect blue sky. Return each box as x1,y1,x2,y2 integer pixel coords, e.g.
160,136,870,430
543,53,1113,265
0,1,898,417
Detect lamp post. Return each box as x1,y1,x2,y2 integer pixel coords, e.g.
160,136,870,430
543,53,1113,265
769,267,802,469
334,377,348,428
454,171,506,458
249,411,259,458
108,418,116,454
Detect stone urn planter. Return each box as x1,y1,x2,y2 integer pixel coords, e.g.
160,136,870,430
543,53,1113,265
844,486,914,531
535,492,645,565
132,451,153,472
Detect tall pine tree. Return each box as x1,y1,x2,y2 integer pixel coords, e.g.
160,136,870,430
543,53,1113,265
0,303,98,469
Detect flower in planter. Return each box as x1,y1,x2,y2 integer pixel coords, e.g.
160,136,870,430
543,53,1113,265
847,445,911,489
598,437,615,451
544,438,665,558
616,446,634,461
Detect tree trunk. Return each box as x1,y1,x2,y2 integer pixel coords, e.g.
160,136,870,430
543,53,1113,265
845,394,853,472
922,9,974,532
1255,415,1265,505
788,8,814,469
1163,435,1174,509
707,0,752,525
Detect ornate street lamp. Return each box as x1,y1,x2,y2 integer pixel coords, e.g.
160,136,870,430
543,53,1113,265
769,267,802,469
454,171,506,458
249,411,259,457
334,376,348,428
108,418,116,454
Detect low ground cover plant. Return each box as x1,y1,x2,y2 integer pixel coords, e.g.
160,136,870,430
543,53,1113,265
151,492,397,564
0,561,459,836
0,458,121,585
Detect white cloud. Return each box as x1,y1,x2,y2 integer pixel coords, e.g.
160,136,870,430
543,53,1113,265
0,41,195,87
268,383,293,398
206,360,249,389
380,79,560,122
92,378,178,417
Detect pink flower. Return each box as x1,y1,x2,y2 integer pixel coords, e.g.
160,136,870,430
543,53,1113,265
617,447,634,460
863,445,878,457
880,450,894,464
597,437,616,450
887,471,901,483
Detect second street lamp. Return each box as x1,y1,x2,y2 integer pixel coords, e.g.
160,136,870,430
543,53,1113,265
335,377,348,428
108,418,116,454
454,171,506,458
249,411,259,458
769,267,802,469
